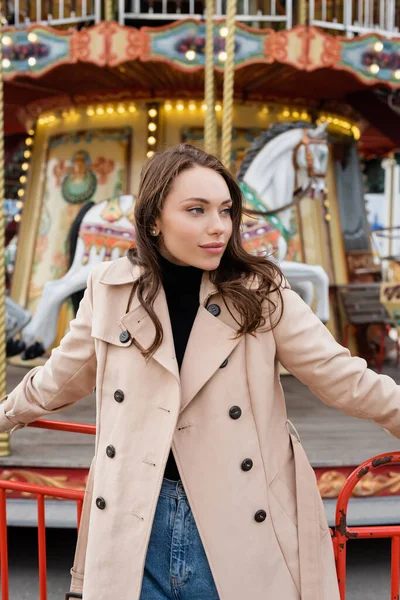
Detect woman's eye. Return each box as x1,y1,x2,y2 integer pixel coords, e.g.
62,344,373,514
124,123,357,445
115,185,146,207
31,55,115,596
188,207,232,215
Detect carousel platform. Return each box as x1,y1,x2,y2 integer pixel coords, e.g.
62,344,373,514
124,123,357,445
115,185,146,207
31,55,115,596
1,363,400,527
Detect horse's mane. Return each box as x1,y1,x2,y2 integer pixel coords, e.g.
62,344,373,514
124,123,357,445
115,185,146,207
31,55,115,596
238,120,316,180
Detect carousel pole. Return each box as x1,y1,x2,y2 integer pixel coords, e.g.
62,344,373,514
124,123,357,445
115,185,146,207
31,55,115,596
204,0,217,155
220,0,236,168
0,19,10,456
105,0,113,21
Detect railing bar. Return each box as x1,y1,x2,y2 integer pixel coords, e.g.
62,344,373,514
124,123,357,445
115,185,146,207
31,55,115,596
379,0,384,29
59,0,64,19
95,0,101,23
271,0,276,16
189,0,194,16
322,0,326,22
391,536,400,599
77,499,83,530
119,0,124,23
364,0,369,27
358,0,363,25
37,495,47,600
243,0,249,16
309,0,315,25
134,0,140,16
162,0,167,14
82,0,87,17
15,0,20,25
216,0,222,17
286,0,292,29
0,489,9,600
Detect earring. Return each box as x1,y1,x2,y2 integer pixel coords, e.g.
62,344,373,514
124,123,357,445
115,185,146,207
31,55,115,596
151,229,158,236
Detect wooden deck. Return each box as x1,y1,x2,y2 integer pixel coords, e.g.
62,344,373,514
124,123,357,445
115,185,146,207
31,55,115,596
1,362,400,469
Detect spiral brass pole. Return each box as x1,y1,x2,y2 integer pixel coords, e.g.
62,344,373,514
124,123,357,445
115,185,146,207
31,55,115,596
0,18,10,456
105,0,113,21
204,0,217,156
220,0,236,168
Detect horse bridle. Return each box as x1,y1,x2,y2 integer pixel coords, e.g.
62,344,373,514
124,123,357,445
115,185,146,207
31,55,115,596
244,128,327,219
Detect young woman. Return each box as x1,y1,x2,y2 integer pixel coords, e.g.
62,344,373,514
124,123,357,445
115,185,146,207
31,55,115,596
1,144,399,600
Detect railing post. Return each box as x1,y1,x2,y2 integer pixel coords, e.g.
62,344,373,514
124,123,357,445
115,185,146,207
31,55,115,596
0,3,10,458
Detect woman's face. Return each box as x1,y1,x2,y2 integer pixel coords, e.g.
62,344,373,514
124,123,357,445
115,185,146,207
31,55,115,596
154,165,233,270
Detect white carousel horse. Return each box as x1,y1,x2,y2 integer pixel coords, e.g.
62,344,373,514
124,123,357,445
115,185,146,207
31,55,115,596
17,121,330,359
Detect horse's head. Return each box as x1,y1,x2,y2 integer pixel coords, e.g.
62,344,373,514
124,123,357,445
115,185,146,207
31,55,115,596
294,123,329,194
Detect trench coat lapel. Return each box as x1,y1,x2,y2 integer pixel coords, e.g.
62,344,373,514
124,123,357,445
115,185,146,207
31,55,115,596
100,259,242,412
179,272,241,413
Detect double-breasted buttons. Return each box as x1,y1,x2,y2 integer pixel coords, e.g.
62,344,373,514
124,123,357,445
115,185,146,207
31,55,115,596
106,445,116,458
220,358,228,368
119,330,131,344
207,304,221,317
254,509,267,523
229,406,242,419
241,458,253,471
114,389,124,403
96,497,106,510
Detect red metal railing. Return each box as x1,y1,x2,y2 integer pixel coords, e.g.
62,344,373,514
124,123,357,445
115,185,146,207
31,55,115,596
333,451,400,600
0,420,399,599
0,420,95,600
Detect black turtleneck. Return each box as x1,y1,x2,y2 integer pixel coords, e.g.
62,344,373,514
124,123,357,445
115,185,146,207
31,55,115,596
158,252,203,481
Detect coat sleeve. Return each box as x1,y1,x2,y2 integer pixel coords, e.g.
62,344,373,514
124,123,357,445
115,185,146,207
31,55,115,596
272,286,400,439
0,270,97,434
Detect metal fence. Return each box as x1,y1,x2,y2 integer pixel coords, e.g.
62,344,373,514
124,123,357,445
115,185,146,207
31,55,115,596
2,0,101,27
0,419,400,599
309,0,399,37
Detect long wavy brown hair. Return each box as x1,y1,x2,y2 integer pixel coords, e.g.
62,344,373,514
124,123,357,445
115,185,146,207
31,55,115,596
127,143,284,361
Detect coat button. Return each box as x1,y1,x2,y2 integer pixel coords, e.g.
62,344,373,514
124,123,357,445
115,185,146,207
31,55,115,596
96,497,106,510
220,358,228,368
207,304,221,317
106,445,116,458
119,330,131,343
114,389,124,403
241,458,253,471
254,510,267,523
229,406,242,419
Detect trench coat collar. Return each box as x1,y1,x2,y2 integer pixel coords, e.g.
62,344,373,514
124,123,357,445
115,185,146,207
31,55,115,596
99,257,242,412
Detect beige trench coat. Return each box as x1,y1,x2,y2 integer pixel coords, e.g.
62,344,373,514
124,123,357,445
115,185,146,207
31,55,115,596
1,257,400,600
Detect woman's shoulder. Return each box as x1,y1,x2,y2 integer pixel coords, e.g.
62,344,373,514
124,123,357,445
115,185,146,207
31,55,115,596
91,257,142,286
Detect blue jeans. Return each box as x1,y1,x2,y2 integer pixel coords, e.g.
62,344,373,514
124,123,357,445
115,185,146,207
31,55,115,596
140,478,220,599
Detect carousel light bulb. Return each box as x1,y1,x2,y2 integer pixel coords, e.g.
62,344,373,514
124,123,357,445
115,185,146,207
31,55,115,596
215,103,222,112
148,122,157,132
2,58,10,68
19,175,27,184
24,150,31,159
300,111,308,120
351,125,361,140
28,129,35,136
176,101,184,111
219,26,228,37
86,106,95,116
164,102,172,111
128,103,136,113
218,51,227,62
16,200,24,210
22,163,29,171
282,109,290,117
2,36,12,46
262,105,269,114
17,189,25,197
370,63,380,74
28,57,36,66
117,104,125,114
188,101,196,111
25,137,33,146
374,41,383,52
28,32,38,43
292,110,300,118
147,150,155,158
148,108,157,118
201,103,207,111
14,214,21,223
186,50,196,61
394,69,400,80
96,106,105,115
147,136,156,145
106,105,114,114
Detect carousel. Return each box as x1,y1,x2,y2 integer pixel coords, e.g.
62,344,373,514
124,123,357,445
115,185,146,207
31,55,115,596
1,0,400,526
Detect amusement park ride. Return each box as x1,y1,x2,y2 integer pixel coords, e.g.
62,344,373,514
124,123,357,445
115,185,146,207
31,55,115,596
1,0,400,581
